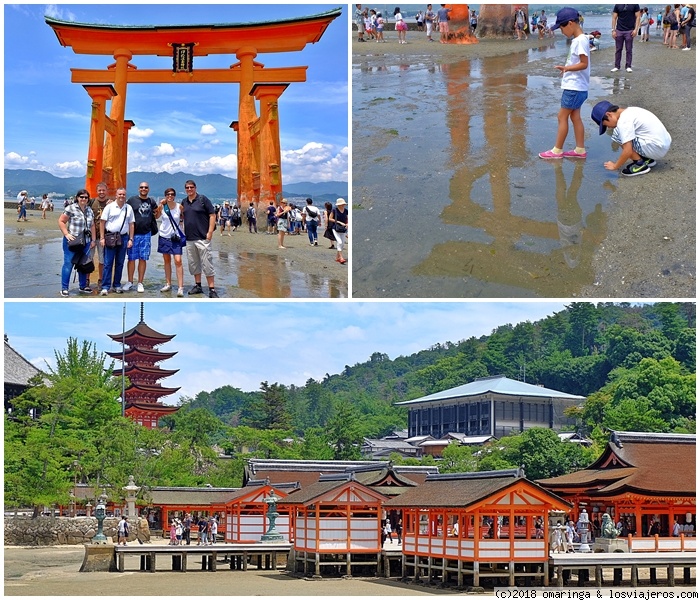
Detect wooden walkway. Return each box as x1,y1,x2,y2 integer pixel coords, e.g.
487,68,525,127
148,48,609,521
113,543,292,573
550,552,696,587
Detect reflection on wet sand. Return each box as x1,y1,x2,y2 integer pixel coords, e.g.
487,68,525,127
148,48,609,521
353,46,611,297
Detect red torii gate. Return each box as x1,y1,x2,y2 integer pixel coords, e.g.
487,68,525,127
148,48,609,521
46,8,342,204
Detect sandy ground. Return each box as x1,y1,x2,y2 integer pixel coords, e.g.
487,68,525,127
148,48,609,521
4,208,348,299
3,542,455,597
352,33,695,298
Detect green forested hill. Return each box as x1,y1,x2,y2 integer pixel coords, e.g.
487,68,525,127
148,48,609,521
183,302,695,438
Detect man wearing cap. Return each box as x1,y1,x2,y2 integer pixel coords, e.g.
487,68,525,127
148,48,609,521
590,100,672,176
611,4,641,72
182,179,219,297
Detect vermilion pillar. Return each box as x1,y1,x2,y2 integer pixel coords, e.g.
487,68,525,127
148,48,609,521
251,83,289,206
83,85,117,197
235,47,259,206
121,120,135,190
104,48,133,191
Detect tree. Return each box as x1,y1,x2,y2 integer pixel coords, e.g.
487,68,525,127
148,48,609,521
327,401,363,460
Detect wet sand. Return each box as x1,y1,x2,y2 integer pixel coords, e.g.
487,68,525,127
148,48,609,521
352,34,695,298
4,543,455,596
4,209,348,298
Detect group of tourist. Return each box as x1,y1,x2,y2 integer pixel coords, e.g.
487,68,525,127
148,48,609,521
58,182,349,296
58,179,219,298
354,3,474,43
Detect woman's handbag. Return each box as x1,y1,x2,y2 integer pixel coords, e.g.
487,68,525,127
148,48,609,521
164,204,187,247
67,230,87,250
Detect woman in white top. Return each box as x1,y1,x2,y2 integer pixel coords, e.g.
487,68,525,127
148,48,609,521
394,7,408,43
157,187,185,296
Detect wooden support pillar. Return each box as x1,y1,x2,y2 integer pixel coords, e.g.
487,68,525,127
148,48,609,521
149,552,156,572
650,567,657,584
596,565,604,586
121,120,135,191
474,561,480,587
104,48,133,191
684,567,691,584
250,83,289,207
83,85,116,197
509,561,515,586
230,121,243,203
556,565,564,587
235,47,259,206
667,564,675,587
631,565,638,587
315,551,321,577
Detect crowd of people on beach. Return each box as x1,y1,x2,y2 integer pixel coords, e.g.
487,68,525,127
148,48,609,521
53,180,349,297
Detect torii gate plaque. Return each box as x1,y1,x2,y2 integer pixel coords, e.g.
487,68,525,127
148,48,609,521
46,8,342,204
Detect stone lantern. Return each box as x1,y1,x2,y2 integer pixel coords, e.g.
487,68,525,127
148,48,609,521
92,489,108,544
123,475,139,517
577,508,591,552
260,490,285,543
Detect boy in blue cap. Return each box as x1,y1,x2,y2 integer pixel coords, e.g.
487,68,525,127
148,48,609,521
590,100,672,176
539,7,590,160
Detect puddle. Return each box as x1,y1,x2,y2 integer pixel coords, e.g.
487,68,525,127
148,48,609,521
352,44,631,297
4,237,346,299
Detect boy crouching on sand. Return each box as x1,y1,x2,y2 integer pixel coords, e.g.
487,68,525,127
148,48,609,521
539,7,590,160
590,100,672,177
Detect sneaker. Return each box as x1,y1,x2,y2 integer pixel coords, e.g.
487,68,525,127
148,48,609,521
314,241,318,246
682,47,691,51
122,281,133,291
640,156,657,168
208,288,219,298
188,284,204,295
610,67,620,72
538,149,564,159
137,282,144,293
60,289,69,297
115,287,123,294
160,284,172,293
177,287,184,297
621,161,651,177
562,150,587,159
626,67,633,72
100,289,109,296
79,286,93,294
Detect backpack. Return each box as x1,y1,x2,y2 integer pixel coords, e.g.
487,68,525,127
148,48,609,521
666,10,676,25
246,206,255,219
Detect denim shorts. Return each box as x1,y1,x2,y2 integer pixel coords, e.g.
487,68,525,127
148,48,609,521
561,89,588,110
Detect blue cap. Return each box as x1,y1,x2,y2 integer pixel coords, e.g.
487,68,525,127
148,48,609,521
591,100,615,135
551,7,580,30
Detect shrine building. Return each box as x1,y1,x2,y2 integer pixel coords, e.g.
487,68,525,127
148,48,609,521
538,431,696,540
106,305,180,428
396,375,584,439
45,8,342,203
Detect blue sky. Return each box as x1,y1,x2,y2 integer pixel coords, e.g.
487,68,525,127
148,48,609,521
5,301,567,402
4,4,348,183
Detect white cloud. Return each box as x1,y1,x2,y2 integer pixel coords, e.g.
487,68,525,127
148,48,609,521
153,143,175,156
281,143,348,183
160,159,190,172
44,4,77,21
200,124,217,136
4,151,41,169
129,126,155,139
53,160,84,176
190,154,237,175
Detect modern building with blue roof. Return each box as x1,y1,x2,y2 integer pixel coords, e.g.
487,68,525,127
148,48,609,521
395,375,585,439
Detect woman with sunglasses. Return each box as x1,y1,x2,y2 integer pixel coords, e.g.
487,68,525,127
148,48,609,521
58,189,96,296
157,188,185,297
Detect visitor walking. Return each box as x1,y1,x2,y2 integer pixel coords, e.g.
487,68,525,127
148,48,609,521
328,197,348,264
611,4,641,72
303,198,321,246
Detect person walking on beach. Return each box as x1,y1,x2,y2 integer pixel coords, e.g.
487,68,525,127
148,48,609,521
680,4,695,49
376,11,386,42
182,179,219,298
590,100,672,176
611,4,641,72
276,198,292,249
437,4,452,43
323,201,336,248
17,190,28,222
41,194,50,219
303,198,321,246
394,7,408,43
328,197,348,264
425,4,436,40
124,181,160,293
355,4,365,42
640,7,651,41
157,187,185,297
266,201,277,234
100,188,135,295
514,7,528,40
246,202,258,233
88,182,111,291
538,7,590,160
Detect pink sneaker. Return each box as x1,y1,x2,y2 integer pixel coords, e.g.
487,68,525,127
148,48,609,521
562,150,587,159
538,150,564,159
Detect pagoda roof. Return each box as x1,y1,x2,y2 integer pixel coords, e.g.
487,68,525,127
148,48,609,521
46,8,342,56
125,400,179,414
395,375,585,407
107,320,175,345
125,382,181,396
117,364,179,379
107,347,177,362
538,431,696,498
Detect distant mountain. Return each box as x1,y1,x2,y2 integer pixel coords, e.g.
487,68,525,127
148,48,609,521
4,169,347,203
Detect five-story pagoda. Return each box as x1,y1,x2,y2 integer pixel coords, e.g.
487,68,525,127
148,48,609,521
107,304,180,428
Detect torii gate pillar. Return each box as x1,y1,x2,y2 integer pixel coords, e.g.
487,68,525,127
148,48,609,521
251,84,289,207
121,120,135,193
104,48,134,192
236,47,259,207
83,85,116,197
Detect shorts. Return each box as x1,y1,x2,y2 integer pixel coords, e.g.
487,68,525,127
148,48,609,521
561,89,588,110
91,240,105,265
186,238,215,277
157,235,183,256
127,233,151,261
439,22,449,33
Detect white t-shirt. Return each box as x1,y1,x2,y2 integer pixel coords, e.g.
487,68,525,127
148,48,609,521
562,33,590,91
101,202,135,235
158,203,182,237
612,106,672,160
